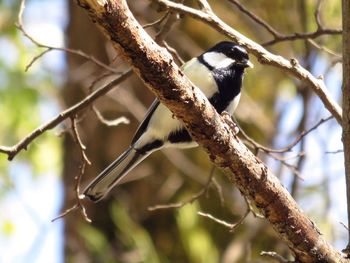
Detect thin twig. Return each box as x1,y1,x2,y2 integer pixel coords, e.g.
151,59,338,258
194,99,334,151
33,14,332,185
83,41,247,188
148,166,215,211
198,208,249,232
238,116,333,154
238,114,329,177
314,0,323,29
325,149,344,154
243,196,264,219
212,177,225,206
227,0,341,48
25,48,51,72
17,0,119,73
162,41,185,65
260,251,291,263
262,28,342,47
52,117,91,223
340,222,349,231
196,0,212,13
227,0,280,37
142,12,170,29
307,39,342,58
0,69,133,160
92,106,130,127
71,117,91,164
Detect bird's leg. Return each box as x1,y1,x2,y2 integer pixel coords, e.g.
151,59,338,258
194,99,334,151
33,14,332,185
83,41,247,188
221,111,239,135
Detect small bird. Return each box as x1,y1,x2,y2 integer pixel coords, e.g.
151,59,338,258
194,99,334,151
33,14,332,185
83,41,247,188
83,41,253,202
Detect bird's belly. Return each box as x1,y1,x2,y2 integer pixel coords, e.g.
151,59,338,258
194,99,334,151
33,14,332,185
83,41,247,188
225,93,241,115
148,104,183,136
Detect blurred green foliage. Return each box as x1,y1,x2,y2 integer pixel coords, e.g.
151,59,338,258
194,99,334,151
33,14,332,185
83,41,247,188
0,0,62,230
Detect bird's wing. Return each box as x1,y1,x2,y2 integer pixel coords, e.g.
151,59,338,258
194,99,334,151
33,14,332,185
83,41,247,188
83,147,150,202
131,57,217,148
131,99,160,144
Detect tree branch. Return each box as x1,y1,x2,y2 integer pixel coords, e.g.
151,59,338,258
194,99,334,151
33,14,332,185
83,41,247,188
17,0,120,73
52,117,91,223
154,0,342,125
228,0,341,47
0,69,132,160
76,0,347,262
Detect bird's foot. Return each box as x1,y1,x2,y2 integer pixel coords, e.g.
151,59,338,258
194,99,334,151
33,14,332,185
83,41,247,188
221,111,239,135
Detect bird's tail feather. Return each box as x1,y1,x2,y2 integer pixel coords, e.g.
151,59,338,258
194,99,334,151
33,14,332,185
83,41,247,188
83,147,148,202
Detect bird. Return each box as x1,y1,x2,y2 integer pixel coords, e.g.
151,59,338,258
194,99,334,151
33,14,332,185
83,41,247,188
83,41,253,202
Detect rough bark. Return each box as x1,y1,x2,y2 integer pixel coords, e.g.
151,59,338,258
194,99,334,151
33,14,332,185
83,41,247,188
342,0,350,256
76,0,347,262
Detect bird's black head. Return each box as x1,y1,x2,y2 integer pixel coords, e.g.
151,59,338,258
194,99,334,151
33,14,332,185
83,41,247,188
201,41,253,70
196,41,252,113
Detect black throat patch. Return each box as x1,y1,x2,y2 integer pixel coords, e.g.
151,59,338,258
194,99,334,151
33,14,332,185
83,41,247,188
198,55,243,113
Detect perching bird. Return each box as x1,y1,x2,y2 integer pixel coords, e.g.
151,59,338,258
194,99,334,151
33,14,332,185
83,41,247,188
83,41,253,202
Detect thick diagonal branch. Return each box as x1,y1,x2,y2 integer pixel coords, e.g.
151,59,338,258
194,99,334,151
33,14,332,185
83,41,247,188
76,0,347,262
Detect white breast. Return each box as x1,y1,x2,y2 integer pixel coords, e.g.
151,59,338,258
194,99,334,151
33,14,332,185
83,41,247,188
225,93,241,115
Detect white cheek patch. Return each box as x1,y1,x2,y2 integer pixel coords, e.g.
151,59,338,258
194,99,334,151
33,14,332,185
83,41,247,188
203,52,235,69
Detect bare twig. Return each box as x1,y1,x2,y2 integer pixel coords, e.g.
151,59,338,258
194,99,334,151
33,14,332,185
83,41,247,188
0,69,132,160
262,28,342,47
162,41,185,65
227,0,281,37
17,0,119,73
71,117,91,165
25,48,51,72
142,12,170,29
148,166,215,211
195,0,212,13
211,177,225,206
92,105,130,127
314,0,323,29
307,39,342,58
340,222,349,231
198,208,249,232
227,0,341,47
52,117,91,223
260,251,291,263
153,5,185,65
243,197,264,219
239,116,333,154
239,116,332,182
325,149,344,154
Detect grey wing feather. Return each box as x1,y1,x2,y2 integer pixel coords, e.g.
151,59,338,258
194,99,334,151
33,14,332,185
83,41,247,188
83,147,149,202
